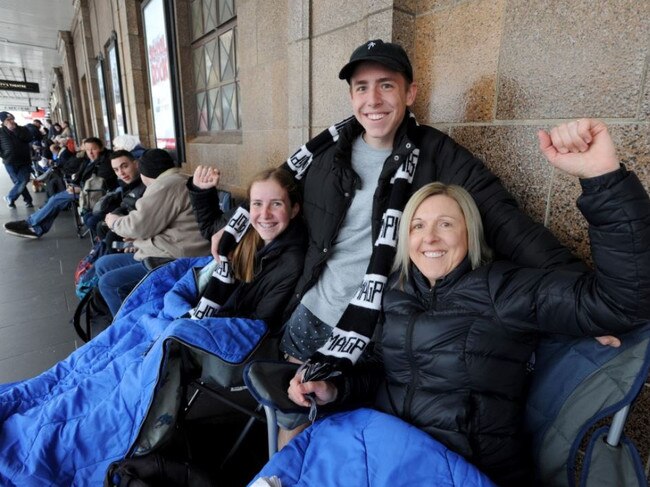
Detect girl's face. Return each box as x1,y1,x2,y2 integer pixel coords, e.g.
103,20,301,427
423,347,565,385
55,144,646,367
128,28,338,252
249,179,298,244
408,194,468,286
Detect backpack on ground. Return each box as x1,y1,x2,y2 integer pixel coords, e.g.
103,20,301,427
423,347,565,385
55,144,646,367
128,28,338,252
74,239,107,299
72,286,112,342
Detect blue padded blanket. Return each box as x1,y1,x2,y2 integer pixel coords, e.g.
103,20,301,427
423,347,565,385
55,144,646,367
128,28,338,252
0,257,267,487
250,408,497,487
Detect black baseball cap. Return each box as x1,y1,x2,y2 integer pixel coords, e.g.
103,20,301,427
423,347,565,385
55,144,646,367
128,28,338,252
338,39,413,83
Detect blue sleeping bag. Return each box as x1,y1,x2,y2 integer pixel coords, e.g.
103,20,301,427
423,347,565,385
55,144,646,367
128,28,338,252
250,408,496,487
0,257,267,486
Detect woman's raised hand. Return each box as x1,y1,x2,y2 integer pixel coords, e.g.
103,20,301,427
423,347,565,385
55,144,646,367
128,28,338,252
193,165,221,190
538,119,619,178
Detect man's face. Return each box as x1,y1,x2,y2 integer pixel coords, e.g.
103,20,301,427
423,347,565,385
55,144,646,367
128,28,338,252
349,62,417,150
111,156,139,184
2,116,16,129
84,142,102,161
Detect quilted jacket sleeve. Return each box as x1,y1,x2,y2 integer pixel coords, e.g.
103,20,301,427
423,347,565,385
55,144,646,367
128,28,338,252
491,168,650,336
432,133,587,273
187,177,231,241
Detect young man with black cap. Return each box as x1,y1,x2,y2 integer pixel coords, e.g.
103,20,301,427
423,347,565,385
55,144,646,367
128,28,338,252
0,111,35,208
202,40,588,453
95,148,210,316
274,39,585,366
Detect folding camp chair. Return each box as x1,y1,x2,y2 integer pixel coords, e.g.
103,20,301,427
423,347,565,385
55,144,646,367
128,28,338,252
243,325,650,485
525,326,650,487
120,315,283,476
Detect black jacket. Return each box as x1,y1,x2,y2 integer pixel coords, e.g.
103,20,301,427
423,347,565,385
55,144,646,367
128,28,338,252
340,168,650,487
0,125,32,166
110,178,146,216
207,219,307,331
281,115,587,313
70,149,118,191
187,179,231,241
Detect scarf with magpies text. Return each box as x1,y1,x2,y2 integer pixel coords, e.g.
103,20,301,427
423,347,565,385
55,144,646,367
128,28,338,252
188,205,250,319
192,113,420,383
291,114,419,382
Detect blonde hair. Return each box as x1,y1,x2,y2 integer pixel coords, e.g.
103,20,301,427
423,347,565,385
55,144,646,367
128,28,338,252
392,182,492,286
232,168,301,282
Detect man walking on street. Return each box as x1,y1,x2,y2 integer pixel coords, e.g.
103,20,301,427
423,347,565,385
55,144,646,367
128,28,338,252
0,111,34,208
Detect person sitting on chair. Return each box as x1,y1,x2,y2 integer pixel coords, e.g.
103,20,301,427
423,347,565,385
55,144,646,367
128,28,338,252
286,119,650,487
3,137,117,239
84,150,146,243
177,166,306,330
94,149,210,316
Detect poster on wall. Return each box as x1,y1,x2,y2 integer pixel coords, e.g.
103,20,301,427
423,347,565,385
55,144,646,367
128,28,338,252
143,0,177,151
107,35,127,137
96,58,112,148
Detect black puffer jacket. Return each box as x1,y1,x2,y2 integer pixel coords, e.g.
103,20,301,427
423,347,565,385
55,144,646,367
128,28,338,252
341,168,650,487
113,178,146,216
215,219,307,330
282,115,586,313
187,179,231,241
73,149,118,190
0,125,32,166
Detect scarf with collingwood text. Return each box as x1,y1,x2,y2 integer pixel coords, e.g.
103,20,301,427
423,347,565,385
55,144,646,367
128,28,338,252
286,113,420,383
188,205,250,319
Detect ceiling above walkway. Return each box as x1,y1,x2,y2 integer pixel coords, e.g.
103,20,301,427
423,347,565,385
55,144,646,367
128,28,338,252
0,0,74,113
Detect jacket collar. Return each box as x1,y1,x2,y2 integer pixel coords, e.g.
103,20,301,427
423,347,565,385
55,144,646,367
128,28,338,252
410,256,473,296
332,111,418,172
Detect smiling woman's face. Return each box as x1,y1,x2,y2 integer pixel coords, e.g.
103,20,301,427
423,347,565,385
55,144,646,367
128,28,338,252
249,179,298,244
408,194,468,286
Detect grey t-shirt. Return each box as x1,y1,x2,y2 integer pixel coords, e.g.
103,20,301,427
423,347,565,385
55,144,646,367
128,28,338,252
300,135,390,327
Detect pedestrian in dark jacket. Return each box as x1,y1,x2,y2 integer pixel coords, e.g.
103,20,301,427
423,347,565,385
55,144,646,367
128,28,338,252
0,111,34,208
287,119,650,487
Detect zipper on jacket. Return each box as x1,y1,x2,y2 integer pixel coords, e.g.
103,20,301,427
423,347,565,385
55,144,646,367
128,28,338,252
300,175,358,300
403,313,420,422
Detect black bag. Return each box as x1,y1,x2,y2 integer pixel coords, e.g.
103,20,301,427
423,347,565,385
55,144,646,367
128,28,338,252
71,286,112,342
104,453,212,487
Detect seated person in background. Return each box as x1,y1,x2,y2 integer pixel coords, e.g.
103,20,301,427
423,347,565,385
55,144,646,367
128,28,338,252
84,150,145,243
3,137,117,239
48,121,62,141
287,119,650,487
112,133,146,159
95,149,210,316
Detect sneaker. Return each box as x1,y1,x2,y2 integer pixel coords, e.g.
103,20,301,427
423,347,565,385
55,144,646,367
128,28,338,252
4,220,29,231
3,196,16,209
25,202,34,208
4,223,39,239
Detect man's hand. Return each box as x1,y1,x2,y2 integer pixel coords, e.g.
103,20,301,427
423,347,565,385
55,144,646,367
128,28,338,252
104,212,120,229
538,119,619,178
287,372,338,407
595,335,621,348
193,165,221,190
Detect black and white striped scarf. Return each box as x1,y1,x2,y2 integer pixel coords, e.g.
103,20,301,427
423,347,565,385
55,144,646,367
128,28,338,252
290,114,419,382
189,206,250,319
193,113,419,383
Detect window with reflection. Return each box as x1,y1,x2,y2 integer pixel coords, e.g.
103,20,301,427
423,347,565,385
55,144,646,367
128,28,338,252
191,0,239,132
